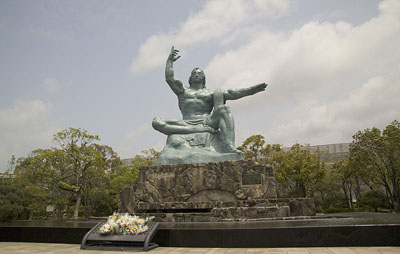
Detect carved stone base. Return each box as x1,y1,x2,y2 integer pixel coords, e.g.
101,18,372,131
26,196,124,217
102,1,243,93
158,147,243,165
119,160,316,222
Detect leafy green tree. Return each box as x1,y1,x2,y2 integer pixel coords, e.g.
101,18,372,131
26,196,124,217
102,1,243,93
350,120,400,212
110,165,138,204
0,174,24,221
331,159,357,211
273,143,326,198
0,156,23,221
13,150,58,219
358,190,388,212
13,128,126,219
331,156,381,212
47,128,108,219
86,144,138,216
49,128,126,219
238,135,281,163
132,148,160,167
80,144,119,217
6,155,16,173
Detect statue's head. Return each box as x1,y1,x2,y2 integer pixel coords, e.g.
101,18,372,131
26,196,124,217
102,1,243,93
189,68,206,88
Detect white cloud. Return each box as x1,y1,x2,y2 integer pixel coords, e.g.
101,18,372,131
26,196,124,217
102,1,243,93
130,0,290,74
268,70,400,146
41,77,61,93
203,0,400,146
206,0,400,94
0,100,60,172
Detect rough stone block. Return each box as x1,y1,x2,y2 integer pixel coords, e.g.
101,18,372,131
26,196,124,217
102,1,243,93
119,160,315,221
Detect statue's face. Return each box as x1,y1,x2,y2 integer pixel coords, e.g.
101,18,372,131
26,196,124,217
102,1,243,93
189,68,205,88
191,68,204,80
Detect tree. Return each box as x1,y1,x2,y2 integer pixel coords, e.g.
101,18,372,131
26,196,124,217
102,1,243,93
0,174,24,221
82,144,117,217
6,155,16,173
13,128,120,219
273,143,326,198
331,159,356,210
132,148,160,167
238,135,281,163
350,120,400,212
49,128,114,219
12,149,67,219
0,156,23,221
358,190,388,212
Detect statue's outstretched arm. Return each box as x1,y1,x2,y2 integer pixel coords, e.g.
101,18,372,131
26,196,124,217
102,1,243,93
165,46,184,95
224,83,267,101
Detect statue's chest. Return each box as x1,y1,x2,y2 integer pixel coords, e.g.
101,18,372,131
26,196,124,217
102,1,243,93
183,90,213,103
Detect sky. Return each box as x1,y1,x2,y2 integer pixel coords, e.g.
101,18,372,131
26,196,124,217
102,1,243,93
1,0,399,172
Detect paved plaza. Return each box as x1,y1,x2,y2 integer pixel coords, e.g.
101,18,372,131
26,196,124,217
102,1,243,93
1,242,399,254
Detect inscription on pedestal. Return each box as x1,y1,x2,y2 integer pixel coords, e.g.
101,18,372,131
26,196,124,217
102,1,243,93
242,173,262,186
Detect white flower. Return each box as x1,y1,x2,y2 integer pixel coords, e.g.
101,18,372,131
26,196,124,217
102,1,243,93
99,223,112,234
98,212,155,235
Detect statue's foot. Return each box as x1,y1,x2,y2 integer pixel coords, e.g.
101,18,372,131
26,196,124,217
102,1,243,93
226,144,242,154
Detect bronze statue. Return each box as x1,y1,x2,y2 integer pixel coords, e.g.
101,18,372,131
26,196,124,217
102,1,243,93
153,46,267,164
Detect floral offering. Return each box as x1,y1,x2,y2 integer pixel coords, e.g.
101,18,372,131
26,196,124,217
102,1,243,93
99,212,155,235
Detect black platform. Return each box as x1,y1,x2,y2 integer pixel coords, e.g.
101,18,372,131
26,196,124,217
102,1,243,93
1,213,400,247
81,222,159,251
0,220,98,244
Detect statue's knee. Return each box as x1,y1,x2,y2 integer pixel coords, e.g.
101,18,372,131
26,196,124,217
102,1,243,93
152,117,164,130
223,105,231,113
167,135,187,149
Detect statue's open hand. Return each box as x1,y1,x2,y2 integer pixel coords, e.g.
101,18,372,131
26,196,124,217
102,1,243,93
253,82,268,93
168,46,181,62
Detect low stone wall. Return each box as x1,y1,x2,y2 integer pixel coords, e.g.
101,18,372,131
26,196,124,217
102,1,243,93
119,160,315,222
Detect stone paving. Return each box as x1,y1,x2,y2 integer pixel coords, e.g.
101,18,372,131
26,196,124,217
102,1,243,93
1,243,400,254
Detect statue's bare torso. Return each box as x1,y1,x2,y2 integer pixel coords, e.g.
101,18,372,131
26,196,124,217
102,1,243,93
179,88,214,120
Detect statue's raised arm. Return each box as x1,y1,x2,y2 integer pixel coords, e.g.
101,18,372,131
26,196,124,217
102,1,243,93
223,83,267,101
165,46,184,95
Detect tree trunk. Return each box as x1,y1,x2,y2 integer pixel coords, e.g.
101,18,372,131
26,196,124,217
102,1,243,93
84,194,92,219
392,179,400,213
73,190,82,220
297,182,306,197
342,181,352,210
355,177,362,201
348,184,354,212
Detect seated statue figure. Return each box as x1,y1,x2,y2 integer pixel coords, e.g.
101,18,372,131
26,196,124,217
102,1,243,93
152,46,267,165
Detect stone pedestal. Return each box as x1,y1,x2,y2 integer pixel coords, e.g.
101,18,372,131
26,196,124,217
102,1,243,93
119,160,315,222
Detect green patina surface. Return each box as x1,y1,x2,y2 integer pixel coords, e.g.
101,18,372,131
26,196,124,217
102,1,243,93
152,47,267,165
